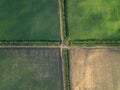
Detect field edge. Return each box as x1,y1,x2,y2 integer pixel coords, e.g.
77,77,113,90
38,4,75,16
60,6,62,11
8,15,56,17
0,40,60,46
63,49,71,90
68,40,120,46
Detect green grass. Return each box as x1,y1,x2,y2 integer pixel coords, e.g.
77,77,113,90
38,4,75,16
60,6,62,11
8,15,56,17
0,0,60,41
63,49,70,90
66,0,120,40
0,48,63,90
0,40,60,46
68,40,120,46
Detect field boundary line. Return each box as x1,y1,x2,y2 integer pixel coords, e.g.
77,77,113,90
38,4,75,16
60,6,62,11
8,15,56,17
0,40,60,46
58,0,66,90
0,46,60,48
68,46,120,49
0,46,119,49
63,49,71,90
59,0,64,46
68,40,120,46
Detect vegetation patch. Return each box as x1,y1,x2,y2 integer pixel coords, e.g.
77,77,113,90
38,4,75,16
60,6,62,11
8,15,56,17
60,0,69,40
68,40,120,46
66,0,120,41
0,40,60,46
0,0,60,41
63,49,71,90
0,48,63,90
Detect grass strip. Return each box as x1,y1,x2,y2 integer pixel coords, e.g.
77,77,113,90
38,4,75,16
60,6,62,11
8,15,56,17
60,0,69,40
0,40,60,46
68,40,120,46
63,49,70,90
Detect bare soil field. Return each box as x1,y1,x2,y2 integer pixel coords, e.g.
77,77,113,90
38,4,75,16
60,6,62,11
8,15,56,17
69,47,120,90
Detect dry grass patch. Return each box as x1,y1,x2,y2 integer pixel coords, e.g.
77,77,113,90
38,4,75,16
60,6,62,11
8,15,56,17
69,47,120,90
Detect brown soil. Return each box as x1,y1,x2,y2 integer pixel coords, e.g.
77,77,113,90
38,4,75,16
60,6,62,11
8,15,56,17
69,47,120,90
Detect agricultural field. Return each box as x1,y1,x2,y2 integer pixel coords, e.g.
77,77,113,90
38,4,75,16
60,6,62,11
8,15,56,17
69,47,120,90
66,0,120,40
0,0,60,41
0,48,63,90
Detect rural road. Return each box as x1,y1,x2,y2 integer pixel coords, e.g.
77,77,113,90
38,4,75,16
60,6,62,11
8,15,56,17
58,0,66,90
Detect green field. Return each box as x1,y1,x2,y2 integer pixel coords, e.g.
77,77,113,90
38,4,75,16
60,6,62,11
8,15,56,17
0,48,63,90
66,0,120,40
0,0,60,41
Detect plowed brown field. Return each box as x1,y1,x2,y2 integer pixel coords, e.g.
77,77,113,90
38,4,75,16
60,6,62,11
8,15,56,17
69,47,120,90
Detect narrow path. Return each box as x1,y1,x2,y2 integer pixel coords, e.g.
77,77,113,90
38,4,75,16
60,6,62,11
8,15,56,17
66,46,120,49
0,46,60,48
58,0,66,90
1,46,119,49
59,0,64,47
